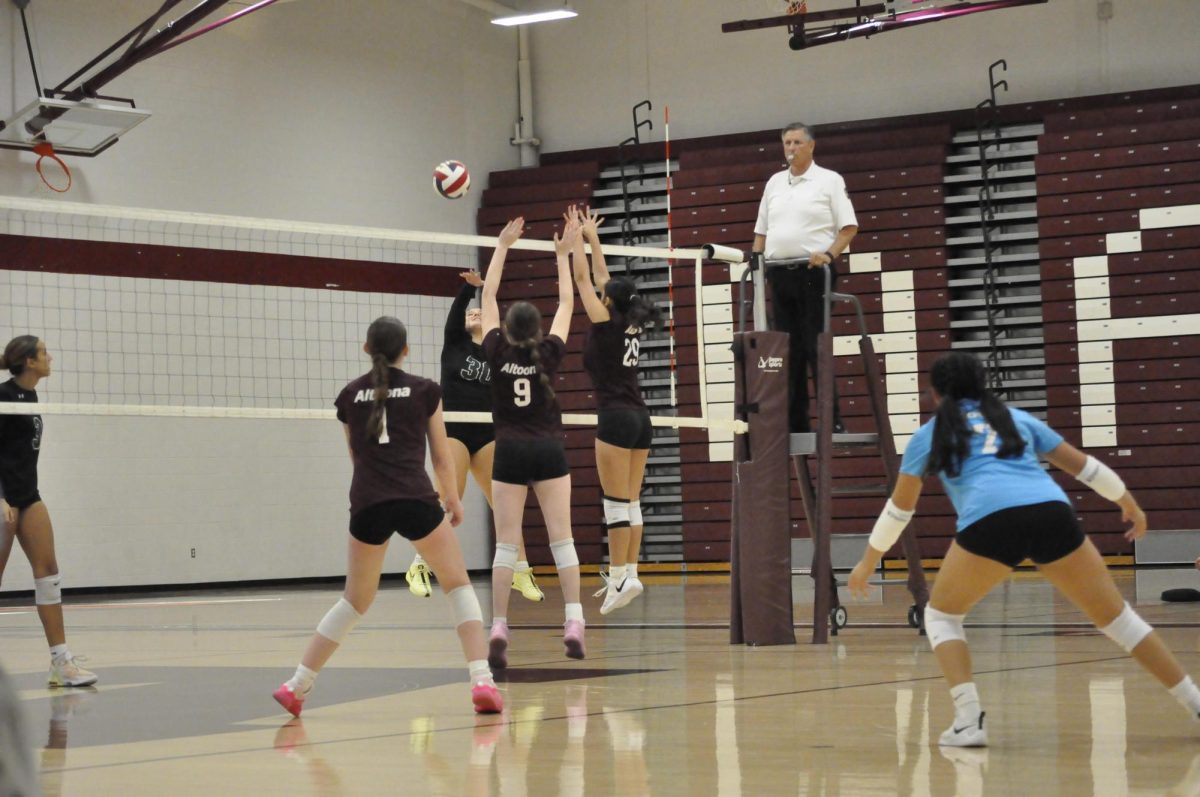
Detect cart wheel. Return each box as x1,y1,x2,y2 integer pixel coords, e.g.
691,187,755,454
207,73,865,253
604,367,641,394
907,605,921,629
831,605,848,630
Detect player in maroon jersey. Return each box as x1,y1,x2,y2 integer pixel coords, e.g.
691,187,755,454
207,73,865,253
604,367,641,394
273,317,501,717
481,217,587,667
570,206,662,614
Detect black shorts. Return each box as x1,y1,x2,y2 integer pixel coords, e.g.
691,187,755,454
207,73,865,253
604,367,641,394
492,438,570,485
955,501,1086,568
444,422,496,456
4,492,42,511
349,499,445,546
596,408,653,450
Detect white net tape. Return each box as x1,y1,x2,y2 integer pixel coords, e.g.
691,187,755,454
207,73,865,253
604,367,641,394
0,197,746,434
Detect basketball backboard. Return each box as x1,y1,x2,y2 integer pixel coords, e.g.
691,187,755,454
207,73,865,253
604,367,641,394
0,98,151,157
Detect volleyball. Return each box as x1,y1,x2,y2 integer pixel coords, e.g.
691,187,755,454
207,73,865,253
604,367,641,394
433,160,471,199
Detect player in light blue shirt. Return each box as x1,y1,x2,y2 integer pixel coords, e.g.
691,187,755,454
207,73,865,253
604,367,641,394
847,352,1200,748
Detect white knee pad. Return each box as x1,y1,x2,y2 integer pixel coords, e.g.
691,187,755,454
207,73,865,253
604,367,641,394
447,585,483,627
316,597,361,644
603,496,631,530
34,574,62,606
550,538,580,570
1100,602,1153,653
628,501,643,528
493,542,519,571
924,606,966,650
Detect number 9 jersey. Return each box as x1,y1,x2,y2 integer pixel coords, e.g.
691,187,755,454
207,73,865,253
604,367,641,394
483,329,566,440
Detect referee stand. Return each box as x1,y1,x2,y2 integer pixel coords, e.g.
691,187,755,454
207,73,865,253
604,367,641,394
732,254,929,645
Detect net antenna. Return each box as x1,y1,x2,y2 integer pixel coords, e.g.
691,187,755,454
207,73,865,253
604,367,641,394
1,0,292,190
722,0,1047,50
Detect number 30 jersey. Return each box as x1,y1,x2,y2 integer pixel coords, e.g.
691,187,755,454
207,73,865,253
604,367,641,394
899,399,1070,531
483,328,565,441
583,316,646,411
335,368,441,515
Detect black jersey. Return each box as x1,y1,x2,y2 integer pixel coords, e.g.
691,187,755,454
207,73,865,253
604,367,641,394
483,328,565,440
0,379,42,504
440,282,492,413
334,369,441,516
583,315,646,410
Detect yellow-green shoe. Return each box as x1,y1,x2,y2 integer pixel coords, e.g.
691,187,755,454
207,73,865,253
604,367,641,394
512,568,545,602
406,560,432,598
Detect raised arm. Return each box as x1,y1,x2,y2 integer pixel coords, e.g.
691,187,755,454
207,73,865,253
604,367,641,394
569,206,610,323
580,206,611,292
1044,440,1146,541
444,274,479,345
481,218,524,336
549,217,581,342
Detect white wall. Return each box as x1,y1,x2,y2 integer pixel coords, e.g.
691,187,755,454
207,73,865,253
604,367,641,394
1,0,522,229
529,0,1200,151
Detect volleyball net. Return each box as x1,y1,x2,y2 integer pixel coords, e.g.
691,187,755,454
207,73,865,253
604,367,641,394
0,196,744,434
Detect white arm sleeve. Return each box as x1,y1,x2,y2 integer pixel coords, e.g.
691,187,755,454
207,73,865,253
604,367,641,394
868,499,915,553
1077,455,1127,502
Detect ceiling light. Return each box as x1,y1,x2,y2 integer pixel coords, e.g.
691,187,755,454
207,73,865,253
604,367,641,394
491,6,577,26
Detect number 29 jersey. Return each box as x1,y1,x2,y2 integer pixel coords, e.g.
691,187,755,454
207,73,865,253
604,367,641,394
483,328,565,441
899,399,1070,531
583,317,646,410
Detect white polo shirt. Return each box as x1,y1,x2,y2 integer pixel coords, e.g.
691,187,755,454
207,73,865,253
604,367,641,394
754,162,858,261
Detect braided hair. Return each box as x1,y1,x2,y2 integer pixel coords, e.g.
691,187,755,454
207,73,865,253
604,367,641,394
604,277,661,331
0,336,39,376
503,301,555,402
926,352,1025,478
364,317,407,440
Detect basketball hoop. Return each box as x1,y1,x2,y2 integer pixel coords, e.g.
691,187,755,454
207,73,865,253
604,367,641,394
787,1,808,13
32,141,72,193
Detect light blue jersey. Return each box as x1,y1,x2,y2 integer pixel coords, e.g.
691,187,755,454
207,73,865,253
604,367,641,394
900,400,1071,530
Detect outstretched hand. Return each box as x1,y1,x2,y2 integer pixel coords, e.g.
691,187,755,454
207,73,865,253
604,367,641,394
581,205,604,238
459,271,483,288
555,217,582,255
498,217,525,248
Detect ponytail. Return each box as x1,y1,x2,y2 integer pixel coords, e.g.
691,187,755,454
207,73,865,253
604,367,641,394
926,352,1025,478
525,340,556,403
367,352,390,440
362,317,408,441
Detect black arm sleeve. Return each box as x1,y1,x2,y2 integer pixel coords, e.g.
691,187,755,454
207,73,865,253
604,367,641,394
444,282,476,346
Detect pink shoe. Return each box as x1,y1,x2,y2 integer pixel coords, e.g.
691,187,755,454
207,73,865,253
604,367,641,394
488,621,509,670
273,683,305,718
563,619,586,660
472,681,504,714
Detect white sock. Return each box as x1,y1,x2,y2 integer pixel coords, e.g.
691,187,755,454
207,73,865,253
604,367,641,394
515,560,531,573
565,603,584,624
950,682,982,724
492,616,507,628
287,664,318,695
1169,675,1200,716
627,562,638,579
412,554,425,566
608,565,627,583
49,644,69,662
468,659,493,685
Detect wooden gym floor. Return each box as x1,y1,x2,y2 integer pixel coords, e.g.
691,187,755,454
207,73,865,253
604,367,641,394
2,568,1199,796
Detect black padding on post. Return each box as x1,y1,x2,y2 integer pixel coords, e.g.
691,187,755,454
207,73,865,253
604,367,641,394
730,330,795,646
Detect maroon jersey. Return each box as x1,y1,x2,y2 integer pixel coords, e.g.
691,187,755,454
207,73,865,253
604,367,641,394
583,316,646,410
483,328,565,440
334,368,441,515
